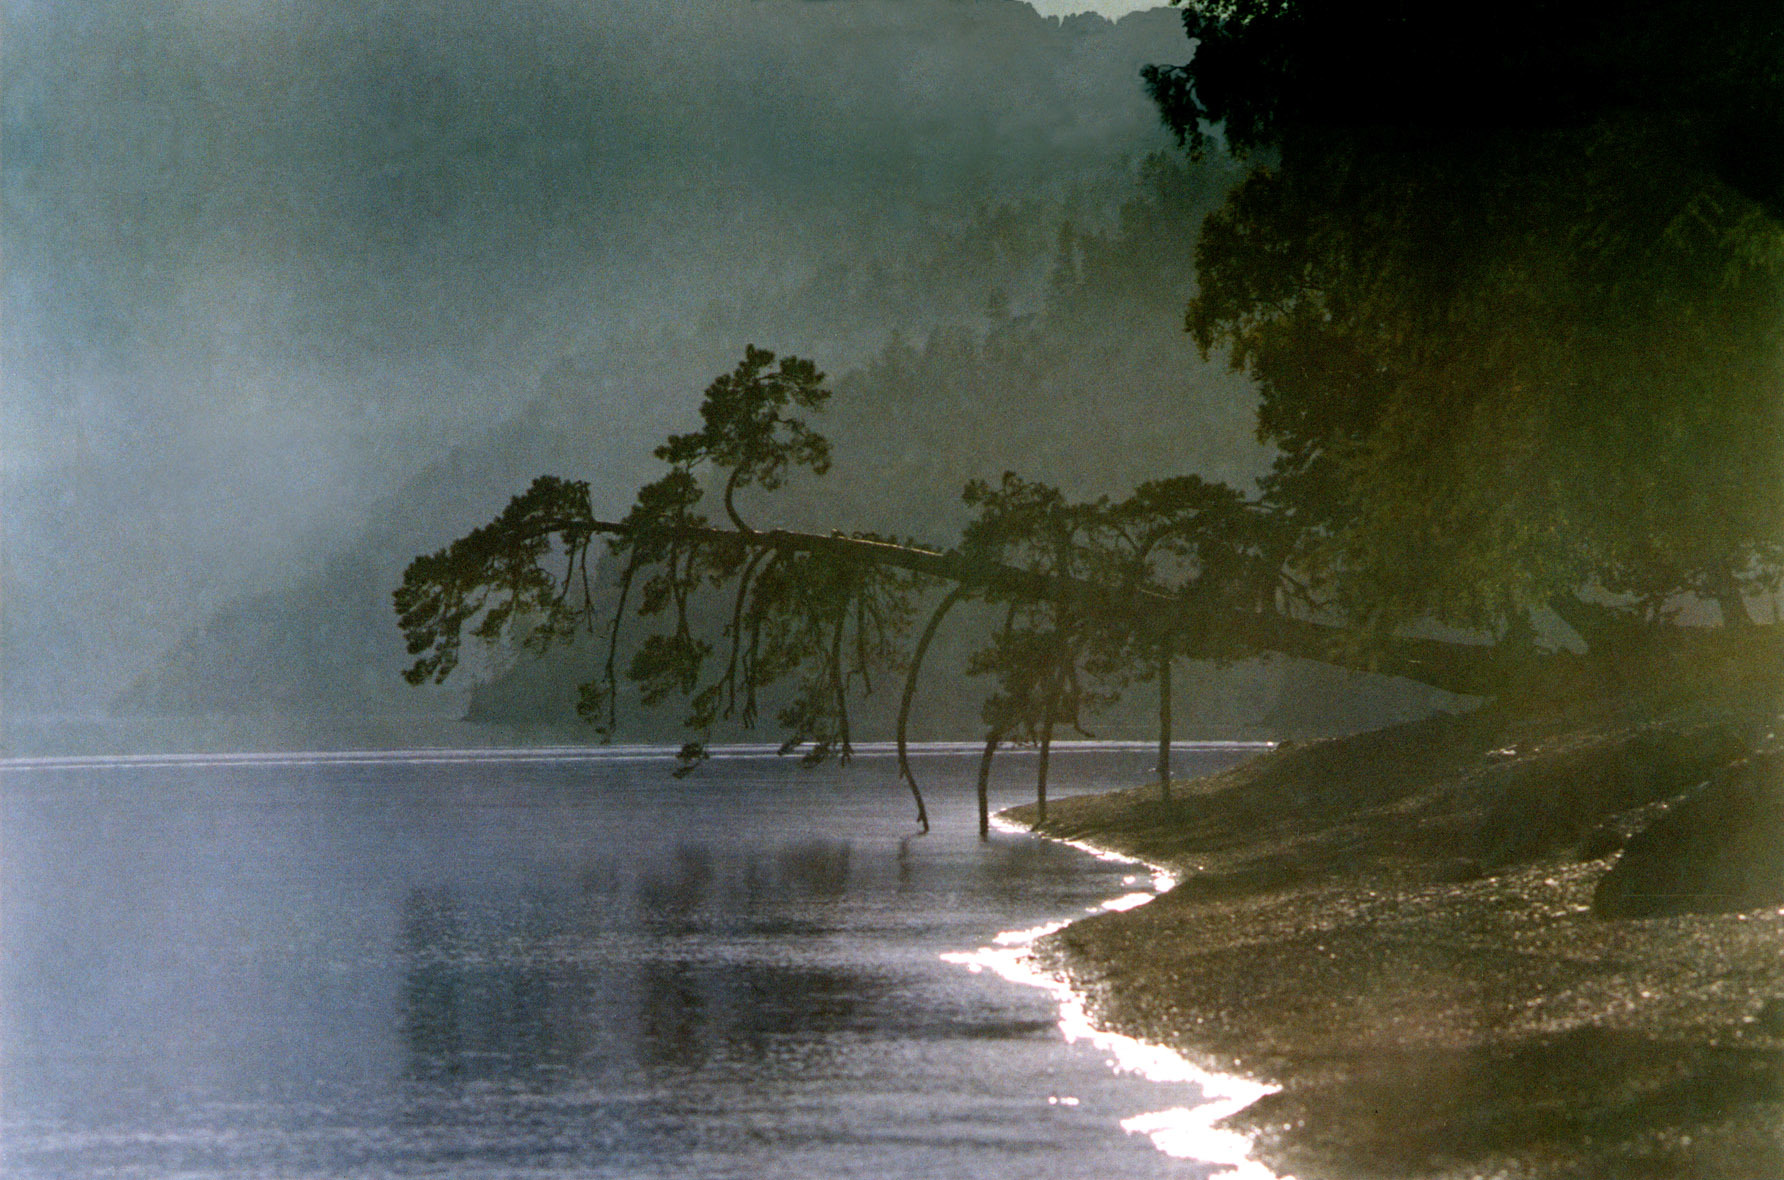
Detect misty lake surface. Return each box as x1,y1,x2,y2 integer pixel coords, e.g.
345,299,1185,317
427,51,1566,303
2,743,1261,1179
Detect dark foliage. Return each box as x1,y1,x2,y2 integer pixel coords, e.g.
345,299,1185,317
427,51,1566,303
1145,0,1784,639
397,2,1781,832
395,348,1309,831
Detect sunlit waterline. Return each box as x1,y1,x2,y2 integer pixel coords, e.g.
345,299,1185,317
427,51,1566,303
946,816,1288,1179
0,740,1273,774
987,813,1182,893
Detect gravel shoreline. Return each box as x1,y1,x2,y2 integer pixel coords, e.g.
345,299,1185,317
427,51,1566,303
1007,706,1784,1179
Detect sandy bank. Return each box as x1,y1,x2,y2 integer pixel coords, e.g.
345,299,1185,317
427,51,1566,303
1007,705,1784,1179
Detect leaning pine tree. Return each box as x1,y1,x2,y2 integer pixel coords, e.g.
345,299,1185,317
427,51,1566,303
397,2,1784,835
392,341,1772,838
394,347,1318,836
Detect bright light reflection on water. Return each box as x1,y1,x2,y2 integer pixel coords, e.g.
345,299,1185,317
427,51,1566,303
947,818,1285,1179
2,742,1271,1179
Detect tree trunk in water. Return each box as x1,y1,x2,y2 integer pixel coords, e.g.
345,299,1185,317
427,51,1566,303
1157,643,1172,803
895,586,966,835
976,730,1003,841
1035,669,1061,830
1709,568,1756,628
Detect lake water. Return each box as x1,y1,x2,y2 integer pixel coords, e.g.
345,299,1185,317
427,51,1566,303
2,742,1263,1179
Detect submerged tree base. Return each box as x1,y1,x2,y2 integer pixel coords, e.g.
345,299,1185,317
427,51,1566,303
1009,658,1784,1179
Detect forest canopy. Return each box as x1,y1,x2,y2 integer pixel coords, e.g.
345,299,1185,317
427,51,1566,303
1143,0,1784,635
395,0,1783,831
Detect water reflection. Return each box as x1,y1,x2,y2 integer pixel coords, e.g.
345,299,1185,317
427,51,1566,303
637,959,708,1068
399,887,572,1081
777,838,852,897
400,889,466,1076
5,746,1261,1178
395,852,895,1087
636,843,715,920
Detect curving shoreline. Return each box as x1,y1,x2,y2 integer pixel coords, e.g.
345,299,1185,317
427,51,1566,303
963,817,1288,1177
1005,706,1784,1180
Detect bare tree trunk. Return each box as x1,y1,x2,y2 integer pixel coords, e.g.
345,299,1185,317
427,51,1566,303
976,730,1003,841
1157,642,1172,803
896,587,966,835
1709,567,1755,628
1035,669,1061,830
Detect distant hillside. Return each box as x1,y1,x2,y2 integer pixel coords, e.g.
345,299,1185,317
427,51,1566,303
111,5,1476,744
118,144,1472,741
109,14,1198,727
112,342,739,720
10,0,1191,734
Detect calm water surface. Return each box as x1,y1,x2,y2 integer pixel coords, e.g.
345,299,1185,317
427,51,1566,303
2,743,1259,1179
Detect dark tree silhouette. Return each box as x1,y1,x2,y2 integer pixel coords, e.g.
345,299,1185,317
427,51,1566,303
395,341,1771,837
398,3,1783,832
395,347,1319,832
1142,0,1784,645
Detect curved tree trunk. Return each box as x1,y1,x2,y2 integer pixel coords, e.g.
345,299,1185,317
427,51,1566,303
976,729,1003,841
1157,641,1173,803
895,586,968,835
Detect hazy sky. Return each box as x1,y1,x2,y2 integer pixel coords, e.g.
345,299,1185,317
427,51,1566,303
2,1,1189,725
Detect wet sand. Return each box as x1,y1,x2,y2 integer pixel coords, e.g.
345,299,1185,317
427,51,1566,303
1007,706,1784,1179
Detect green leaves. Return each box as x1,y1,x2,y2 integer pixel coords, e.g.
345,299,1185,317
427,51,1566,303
953,470,1287,764
393,475,596,685
654,345,832,533
1165,2,1784,640
395,349,939,782
393,334,1588,833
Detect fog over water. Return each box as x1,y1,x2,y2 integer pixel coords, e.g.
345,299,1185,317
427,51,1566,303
2,744,1266,1178
3,0,1190,732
